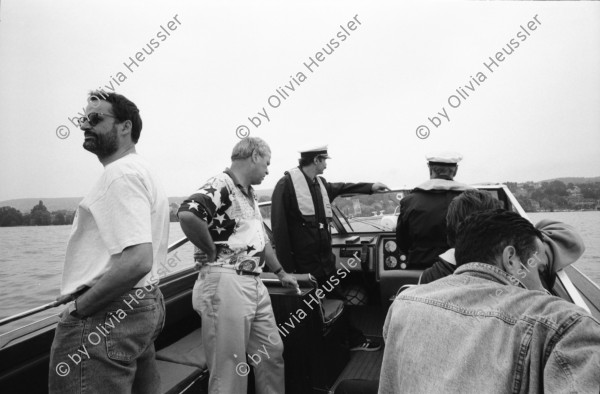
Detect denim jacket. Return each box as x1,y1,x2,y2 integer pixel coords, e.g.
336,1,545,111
380,262,600,394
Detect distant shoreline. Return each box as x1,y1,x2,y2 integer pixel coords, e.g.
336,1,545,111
1,208,598,230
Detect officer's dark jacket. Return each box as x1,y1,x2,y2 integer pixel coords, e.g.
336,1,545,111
396,179,473,268
271,167,372,279
419,249,456,285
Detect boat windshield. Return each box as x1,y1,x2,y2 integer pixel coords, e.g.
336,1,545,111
332,190,409,234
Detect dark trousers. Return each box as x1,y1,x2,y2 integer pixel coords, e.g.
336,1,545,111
323,279,366,347
301,257,368,347
338,308,367,347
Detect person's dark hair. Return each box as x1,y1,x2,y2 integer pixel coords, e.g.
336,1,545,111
446,190,504,246
429,163,456,180
298,155,324,167
455,210,543,267
298,157,313,167
88,91,142,143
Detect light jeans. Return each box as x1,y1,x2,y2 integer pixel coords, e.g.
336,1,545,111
193,267,284,394
49,286,165,394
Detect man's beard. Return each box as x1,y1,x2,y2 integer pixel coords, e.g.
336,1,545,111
83,126,119,159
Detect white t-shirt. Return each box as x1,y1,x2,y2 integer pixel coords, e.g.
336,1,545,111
60,153,170,295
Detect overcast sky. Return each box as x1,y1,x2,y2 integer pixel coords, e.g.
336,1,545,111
0,0,599,202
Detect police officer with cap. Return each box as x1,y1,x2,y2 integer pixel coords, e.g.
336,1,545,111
271,145,389,351
396,151,474,268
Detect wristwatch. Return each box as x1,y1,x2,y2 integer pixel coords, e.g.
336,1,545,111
68,299,85,319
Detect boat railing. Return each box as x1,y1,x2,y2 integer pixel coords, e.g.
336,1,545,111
168,236,189,253
0,191,596,347
0,236,195,349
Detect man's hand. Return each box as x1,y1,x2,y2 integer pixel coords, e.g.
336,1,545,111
277,271,301,294
372,182,391,193
179,212,218,267
194,247,217,269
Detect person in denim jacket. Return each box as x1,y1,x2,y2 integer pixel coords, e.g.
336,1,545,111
380,210,600,394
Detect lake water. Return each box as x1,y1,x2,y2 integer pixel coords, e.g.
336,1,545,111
1,211,599,334
0,223,195,335
528,211,600,285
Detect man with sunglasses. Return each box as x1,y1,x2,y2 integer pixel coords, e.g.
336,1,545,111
48,92,169,394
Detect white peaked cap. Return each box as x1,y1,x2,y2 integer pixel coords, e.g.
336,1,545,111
426,151,463,164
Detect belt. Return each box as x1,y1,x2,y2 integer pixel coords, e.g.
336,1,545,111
303,222,326,229
70,285,160,303
202,265,260,276
235,270,260,276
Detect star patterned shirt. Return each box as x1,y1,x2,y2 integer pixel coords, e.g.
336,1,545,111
177,169,267,273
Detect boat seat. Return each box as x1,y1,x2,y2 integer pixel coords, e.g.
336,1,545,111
156,328,206,369
321,299,345,326
304,273,345,327
157,360,204,394
156,328,208,394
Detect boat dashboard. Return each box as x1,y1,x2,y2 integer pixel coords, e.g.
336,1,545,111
262,184,597,311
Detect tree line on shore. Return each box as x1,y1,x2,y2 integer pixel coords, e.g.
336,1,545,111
1,180,598,227
0,201,74,227
0,200,183,227
506,180,600,212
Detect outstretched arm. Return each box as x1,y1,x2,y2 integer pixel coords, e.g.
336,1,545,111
325,180,390,202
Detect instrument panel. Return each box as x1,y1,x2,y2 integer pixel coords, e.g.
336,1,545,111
380,237,416,271
332,235,376,272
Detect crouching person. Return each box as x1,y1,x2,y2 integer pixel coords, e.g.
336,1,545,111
380,210,600,393
419,189,586,288
178,137,299,394
49,92,169,393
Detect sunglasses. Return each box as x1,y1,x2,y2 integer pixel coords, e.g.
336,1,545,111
77,112,116,127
